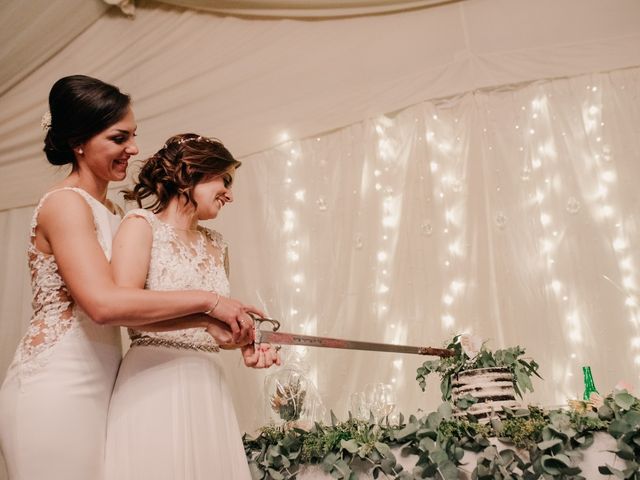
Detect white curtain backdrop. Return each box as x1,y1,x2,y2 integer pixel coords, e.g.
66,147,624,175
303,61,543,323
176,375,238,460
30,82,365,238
0,207,33,478
213,67,640,430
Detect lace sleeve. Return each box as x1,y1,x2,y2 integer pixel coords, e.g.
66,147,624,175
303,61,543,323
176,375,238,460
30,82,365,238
201,227,228,276
122,208,156,226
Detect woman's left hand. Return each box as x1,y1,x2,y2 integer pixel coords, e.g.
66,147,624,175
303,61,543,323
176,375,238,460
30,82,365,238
241,343,281,369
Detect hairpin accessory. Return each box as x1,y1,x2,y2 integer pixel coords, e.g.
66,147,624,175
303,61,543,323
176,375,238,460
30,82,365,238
41,111,52,131
162,135,217,150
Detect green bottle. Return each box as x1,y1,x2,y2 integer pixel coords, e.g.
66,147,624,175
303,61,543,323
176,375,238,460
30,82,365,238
582,366,599,401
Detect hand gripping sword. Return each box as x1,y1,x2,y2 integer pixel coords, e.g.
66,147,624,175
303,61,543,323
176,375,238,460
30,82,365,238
251,316,454,357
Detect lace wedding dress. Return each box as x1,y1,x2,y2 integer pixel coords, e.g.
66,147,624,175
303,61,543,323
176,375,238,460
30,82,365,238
105,209,251,480
0,187,122,480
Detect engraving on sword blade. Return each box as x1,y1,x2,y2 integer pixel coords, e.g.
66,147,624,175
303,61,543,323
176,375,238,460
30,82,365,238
291,334,346,348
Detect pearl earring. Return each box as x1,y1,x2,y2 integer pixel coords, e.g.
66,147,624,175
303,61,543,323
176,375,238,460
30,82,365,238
77,148,83,155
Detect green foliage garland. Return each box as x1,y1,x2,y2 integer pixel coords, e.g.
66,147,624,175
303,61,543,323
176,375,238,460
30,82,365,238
244,392,640,480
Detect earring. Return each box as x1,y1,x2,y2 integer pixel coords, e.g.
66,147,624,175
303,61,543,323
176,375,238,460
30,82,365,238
77,148,83,155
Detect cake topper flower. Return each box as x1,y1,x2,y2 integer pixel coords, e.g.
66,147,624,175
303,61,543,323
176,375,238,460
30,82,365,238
459,333,483,358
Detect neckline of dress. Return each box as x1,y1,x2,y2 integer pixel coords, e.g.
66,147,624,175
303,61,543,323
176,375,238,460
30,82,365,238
151,214,225,268
54,186,120,217
153,215,203,235
154,215,208,251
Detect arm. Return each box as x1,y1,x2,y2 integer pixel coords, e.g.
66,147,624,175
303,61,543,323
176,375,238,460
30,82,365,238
111,214,252,345
135,313,236,346
38,191,251,341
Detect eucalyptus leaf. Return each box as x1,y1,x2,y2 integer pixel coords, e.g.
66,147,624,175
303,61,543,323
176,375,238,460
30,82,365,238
597,404,614,420
438,460,460,480
438,402,453,419
340,439,359,454
330,410,338,427
374,441,394,459
540,453,572,475
609,418,632,437
614,439,636,461
599,464,626,478
537,438,563,451
267,467,285,480
395,422,419,441
622,410,640,428
614,392,635,411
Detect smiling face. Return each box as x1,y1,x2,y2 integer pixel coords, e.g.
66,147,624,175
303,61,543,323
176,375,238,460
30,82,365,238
192,168,236,220
76,107,138,182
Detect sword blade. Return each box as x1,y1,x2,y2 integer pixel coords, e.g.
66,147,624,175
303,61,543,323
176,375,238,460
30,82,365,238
257,330,453,357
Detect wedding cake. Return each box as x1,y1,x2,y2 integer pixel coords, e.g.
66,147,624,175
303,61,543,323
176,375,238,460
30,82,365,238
451,367,520,419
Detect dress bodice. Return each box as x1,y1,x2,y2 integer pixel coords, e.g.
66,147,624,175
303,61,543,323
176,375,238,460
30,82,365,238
125,209,230,349
15,187,121,376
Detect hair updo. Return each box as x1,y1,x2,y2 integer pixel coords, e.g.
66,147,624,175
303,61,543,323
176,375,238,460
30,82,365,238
123,133,241,213
44,75,131,166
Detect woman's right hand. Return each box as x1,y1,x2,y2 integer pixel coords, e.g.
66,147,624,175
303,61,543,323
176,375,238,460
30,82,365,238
206,295,256,344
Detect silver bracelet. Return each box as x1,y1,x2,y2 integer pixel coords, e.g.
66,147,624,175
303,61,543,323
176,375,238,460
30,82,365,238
204,292,221,315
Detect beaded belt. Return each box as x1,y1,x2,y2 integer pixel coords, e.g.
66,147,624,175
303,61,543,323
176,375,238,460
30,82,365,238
130,336,220,353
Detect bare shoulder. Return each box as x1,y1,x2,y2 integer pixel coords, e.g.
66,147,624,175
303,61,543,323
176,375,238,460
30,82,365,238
37,189,94,230
114,213,153,242
35,190,101,254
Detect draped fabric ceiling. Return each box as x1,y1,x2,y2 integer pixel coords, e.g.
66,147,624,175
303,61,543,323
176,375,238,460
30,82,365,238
1,0,640,447
2,0,640,210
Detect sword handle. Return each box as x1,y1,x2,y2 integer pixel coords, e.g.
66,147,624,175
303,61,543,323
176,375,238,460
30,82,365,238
249,314,281,344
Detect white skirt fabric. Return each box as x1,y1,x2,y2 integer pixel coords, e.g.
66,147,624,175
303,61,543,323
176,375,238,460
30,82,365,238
105,345,251,480
0,318,122,480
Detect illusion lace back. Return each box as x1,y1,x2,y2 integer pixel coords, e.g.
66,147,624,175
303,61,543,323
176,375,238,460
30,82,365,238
0,187,123,480
125,209,230,349
15,187,121,376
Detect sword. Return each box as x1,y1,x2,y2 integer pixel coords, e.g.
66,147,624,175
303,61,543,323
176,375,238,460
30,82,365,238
250,317,454,357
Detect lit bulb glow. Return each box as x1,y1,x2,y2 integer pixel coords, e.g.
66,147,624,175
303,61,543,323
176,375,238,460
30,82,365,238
441,314,455,328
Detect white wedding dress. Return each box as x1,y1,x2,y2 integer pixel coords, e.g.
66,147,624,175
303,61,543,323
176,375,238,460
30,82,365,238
0,187,122,480
105,209,251,480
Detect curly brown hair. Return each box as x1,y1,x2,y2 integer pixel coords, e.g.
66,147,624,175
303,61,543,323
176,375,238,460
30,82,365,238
124,133,241,213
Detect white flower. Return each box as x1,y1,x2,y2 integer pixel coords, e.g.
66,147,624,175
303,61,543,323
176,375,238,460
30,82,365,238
459,334,483,358
40,111,51,131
